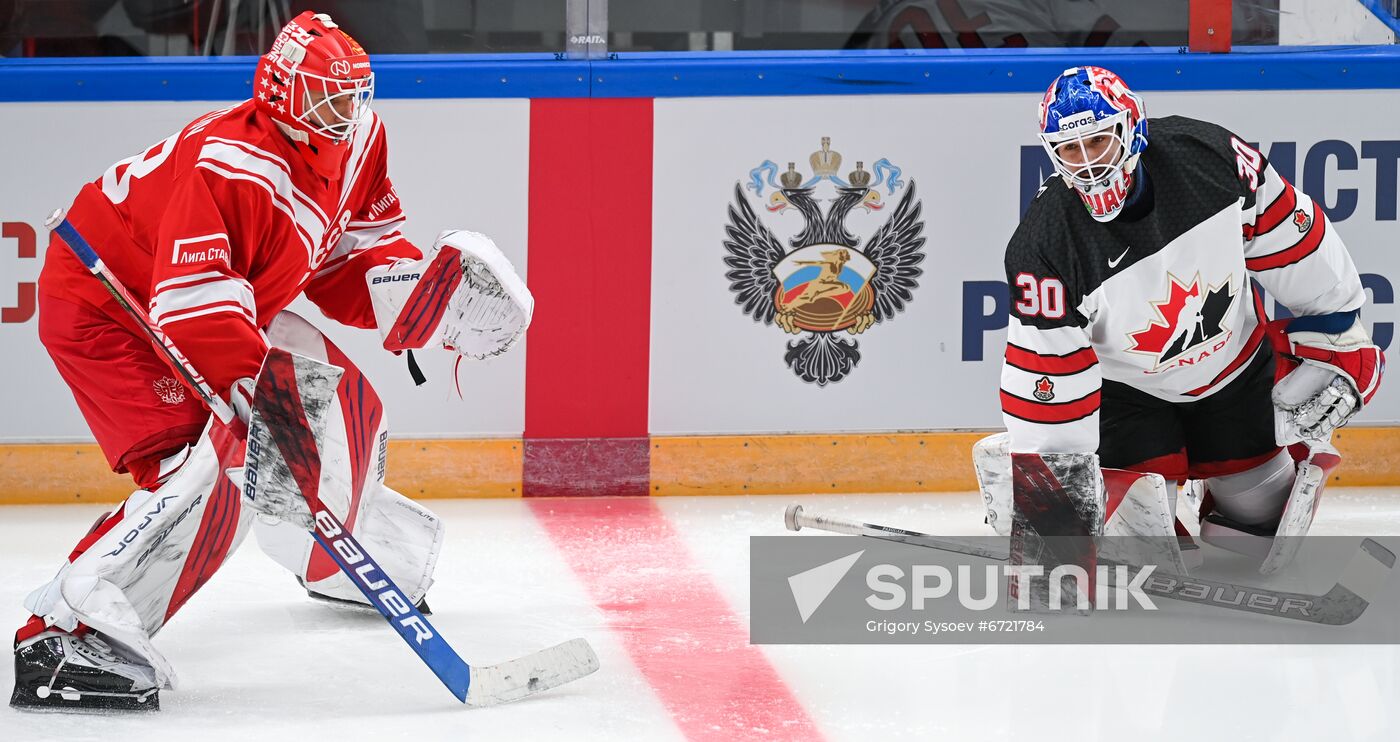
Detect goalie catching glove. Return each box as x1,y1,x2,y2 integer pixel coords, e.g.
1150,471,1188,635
1271,311,1384,446
366,230,533,360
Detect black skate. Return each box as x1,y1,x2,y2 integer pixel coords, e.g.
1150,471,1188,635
299,577,432,615
10,631,160,712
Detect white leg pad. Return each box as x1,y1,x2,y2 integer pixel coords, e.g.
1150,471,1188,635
973,432,1014,536
1099,469,1192,574
251,311,445,605
975,431,1189,574
1261,445,1340,574
1197,445,1340,574
20,421,254,690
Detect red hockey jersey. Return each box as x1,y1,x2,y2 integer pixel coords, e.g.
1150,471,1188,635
41,100,420,397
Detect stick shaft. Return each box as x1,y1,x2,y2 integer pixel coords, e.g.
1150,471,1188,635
791,506,1009,560
309,508,472,700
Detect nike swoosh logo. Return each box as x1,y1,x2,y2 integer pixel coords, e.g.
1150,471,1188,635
1108,246,1130,268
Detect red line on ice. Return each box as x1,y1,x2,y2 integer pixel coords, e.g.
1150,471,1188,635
531,497,823,741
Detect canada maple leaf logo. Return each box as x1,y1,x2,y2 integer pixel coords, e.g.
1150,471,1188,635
1127,273,1236,368
1292,208,1312,233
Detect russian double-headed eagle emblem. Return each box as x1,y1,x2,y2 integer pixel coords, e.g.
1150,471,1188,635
723,137,926,385
152,376,187,405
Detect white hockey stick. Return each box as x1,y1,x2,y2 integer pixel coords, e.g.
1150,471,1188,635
785,504,1394,626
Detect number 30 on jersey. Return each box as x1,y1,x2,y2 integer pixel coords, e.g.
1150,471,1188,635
1014,274,1066,319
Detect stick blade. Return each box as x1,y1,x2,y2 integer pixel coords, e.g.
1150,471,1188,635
1312,538,1396,626
464,638,600,708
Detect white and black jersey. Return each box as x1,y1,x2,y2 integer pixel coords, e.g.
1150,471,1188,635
1001,116,1365,455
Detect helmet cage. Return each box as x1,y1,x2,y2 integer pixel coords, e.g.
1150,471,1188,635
290,67,374,142
1038,109,1133,193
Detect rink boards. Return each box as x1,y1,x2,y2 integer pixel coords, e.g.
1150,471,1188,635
2,50,1400,499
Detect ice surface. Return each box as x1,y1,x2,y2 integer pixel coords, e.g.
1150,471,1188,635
3,489,1399,741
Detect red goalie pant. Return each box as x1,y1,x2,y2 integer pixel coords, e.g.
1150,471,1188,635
37,290,210,483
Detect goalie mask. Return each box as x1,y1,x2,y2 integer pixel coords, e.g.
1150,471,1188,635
255,11,374,177
1038,66,1148,223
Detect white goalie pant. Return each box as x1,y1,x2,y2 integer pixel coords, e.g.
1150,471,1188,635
21,310,443,689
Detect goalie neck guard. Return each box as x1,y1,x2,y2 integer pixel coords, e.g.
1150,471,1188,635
254,11,373,179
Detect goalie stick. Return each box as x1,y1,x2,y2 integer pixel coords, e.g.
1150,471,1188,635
784,504,1394,626
47,209,599,706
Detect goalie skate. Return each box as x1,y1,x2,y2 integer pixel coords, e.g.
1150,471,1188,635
298,576,433,616
10,631,160,712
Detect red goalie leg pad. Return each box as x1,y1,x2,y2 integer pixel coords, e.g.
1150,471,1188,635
64,497,136,565
1010,453,1100,608
164,466,245,622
